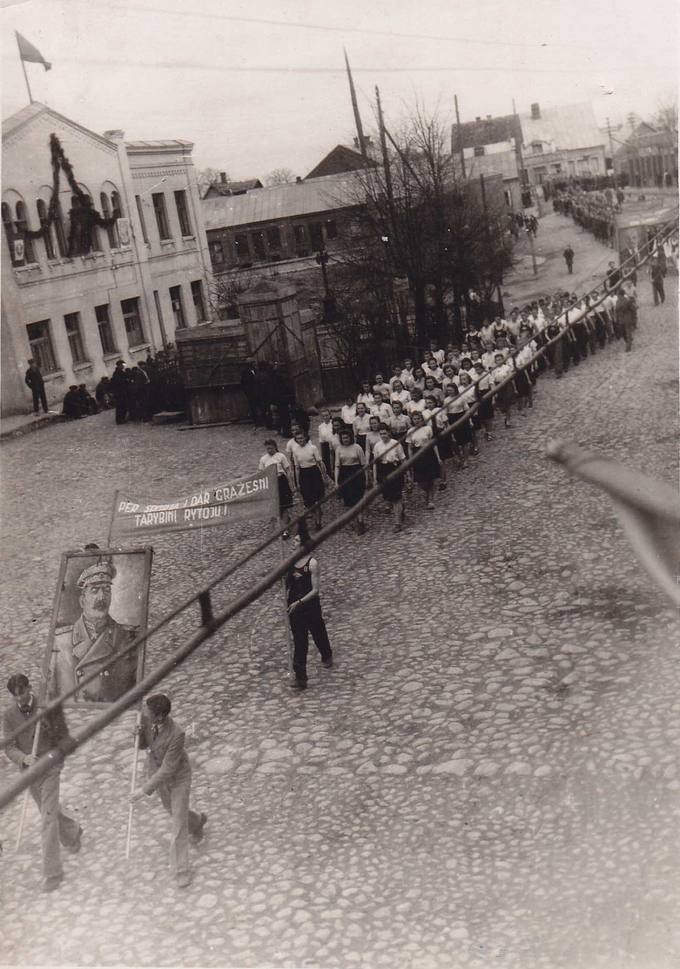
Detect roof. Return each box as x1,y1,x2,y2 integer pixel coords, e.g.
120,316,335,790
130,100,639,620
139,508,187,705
306,144,377,180
204,178,264,197
453,114,523,151
201,171,365,230
519,103,605,151
125,139,194,150
2,101,114,148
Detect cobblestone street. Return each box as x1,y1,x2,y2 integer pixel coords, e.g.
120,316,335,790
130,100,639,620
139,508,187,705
1,226,679,968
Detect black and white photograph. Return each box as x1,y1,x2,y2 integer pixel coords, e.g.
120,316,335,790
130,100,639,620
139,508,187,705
1,0,678,967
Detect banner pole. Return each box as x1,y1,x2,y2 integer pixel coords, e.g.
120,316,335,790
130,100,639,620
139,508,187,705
279,535,295,679
107,491,119,547
125,709,142,859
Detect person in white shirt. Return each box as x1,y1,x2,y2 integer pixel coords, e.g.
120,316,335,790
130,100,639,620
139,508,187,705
356,382,373,407
370,392,393,425
259,439,295,536
388,365,404,390
481,341,497,371
372,374,392,399
445,382,473,467
405,411,442,510
289,431,327,530
400,360,415,389
422,357,445,384
457,371,480,454
491,352,516,428
428,340,445,365
411,367,427,392
334,427,367,534
317,408,335,478
423,375,444,406
341,396,357,425
473,361,494,440
365,415,382,460
406,387,427,417
442,365,459,396
389,400,412,442
352,401,371,454
389,379,411,407
373,424,407,532
424,395,453,473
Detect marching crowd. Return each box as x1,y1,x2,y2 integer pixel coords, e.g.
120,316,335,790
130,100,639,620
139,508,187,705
257,274,645,546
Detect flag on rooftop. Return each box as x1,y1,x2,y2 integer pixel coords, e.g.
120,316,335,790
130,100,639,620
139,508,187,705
16,31,51,71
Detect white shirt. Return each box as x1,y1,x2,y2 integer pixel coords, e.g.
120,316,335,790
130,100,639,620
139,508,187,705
289,441,321,469
399,368,415,389
342,403,357,423
422,362,444,383
258,451,290,477
406,424,433,448
353,413,371,435
373,438,406,464
406,398,426,416
317,420,334,445
355,393,373,407
390,389,411,406
370,403,393,424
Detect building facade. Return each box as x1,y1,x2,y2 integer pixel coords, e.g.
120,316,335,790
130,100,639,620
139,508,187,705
613,122,678,188
202,172,364,278
451,114,525,210
1,103,213,416
519,102,606,186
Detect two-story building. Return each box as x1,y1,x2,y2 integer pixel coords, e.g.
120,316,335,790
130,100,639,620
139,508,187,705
1,102,213,416
519,102,607,187
202,171,365,276
451,114,525,210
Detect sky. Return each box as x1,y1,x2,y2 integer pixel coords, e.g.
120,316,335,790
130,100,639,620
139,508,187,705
1,0,678,180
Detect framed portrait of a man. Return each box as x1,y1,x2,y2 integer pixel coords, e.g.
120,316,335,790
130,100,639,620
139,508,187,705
45,548,153,708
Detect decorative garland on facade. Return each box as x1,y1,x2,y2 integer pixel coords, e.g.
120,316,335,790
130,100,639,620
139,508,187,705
18,133,117,256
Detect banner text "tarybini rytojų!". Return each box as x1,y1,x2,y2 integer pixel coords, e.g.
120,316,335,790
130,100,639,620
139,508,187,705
109,466,278,539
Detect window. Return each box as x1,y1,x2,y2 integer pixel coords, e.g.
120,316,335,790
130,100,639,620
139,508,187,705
95,304,118,355
251,231,266,260
152,193,171,240
266,226,281,250
169,285,186,328
121,297,145,347
326,220,338,240
174,190,192,236
53,200,68,257
473,145,486,157
531,142,544,155
309,222,323,250
15,202,35,263
293,224,306,247
191,279,206,321
135,195,149,244
2,202,19,264
100,193,117,248
234,233,250,258
27,320,57,373
64,312,87,364
209,240,224,265
36,200,55,259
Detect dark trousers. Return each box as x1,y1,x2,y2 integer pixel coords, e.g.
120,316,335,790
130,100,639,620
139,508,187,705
30,385,48,414
653,279,665,305
114,396,128,424
289,599,332,683
566,260,573,273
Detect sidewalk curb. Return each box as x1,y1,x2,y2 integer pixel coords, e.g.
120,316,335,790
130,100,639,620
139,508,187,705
0,413,66,442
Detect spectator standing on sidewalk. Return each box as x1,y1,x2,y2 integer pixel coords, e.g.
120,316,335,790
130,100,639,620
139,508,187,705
563,245,575,274
25,359,48,416
109,360,130,425
3,673,83,893
130,694,207,889
651,260,666,305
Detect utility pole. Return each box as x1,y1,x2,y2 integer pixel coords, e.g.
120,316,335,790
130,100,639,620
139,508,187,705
344,49,367,162
454,94,466,180
606,116,617,188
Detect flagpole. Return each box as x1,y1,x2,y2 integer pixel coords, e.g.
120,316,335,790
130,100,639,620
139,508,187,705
16,32,33,104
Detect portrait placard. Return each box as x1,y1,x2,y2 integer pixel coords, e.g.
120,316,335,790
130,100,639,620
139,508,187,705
45,547,153,709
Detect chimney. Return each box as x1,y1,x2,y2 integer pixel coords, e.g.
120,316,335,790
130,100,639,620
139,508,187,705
295,176,303,184
220,172,227,183
531,103,540,120
475,116,481,122
103,129,125,141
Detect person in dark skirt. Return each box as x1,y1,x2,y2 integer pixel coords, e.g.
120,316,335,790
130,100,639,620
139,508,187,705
444,383,474,468
352,401,371,455
492,352,516,427
285,519,333,690
334,427,367,534
373,424,407,531
405,410,442,510
258,439,295,537
317,408,334,478
289,430,326,530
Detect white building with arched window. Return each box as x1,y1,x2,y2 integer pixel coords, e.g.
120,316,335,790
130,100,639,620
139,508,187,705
1,102,213,416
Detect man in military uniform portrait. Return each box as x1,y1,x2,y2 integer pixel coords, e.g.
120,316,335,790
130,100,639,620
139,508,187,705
52,559,140,704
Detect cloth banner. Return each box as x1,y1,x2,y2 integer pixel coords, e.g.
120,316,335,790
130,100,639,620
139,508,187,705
109,466,278,540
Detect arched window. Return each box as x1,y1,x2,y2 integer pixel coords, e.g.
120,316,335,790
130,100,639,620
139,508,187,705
15,201,35,264
53,199,68,257
1,202,15,261
100,192,117,248
36,199,56,260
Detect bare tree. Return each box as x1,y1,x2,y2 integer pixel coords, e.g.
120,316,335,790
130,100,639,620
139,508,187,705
197,167,227,197
654,97,678,133
207,267,259,320
264,167,295,186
